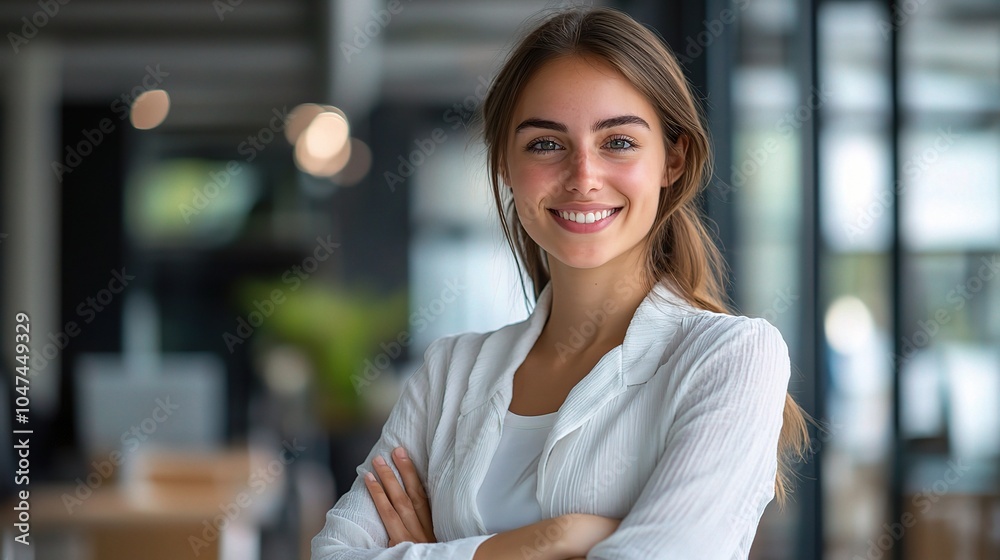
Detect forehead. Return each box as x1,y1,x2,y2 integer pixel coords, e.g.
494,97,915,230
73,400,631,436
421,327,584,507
511,54,660,128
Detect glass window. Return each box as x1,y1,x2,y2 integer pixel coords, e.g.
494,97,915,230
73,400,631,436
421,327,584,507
408,129,524,356
818,2,894,558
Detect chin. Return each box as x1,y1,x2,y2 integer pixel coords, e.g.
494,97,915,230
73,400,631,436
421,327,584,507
547,249,619,271
547,239,650,273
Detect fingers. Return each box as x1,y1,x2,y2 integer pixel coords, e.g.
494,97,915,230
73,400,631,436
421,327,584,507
373,455,424,530
366,449,432,542
363,469,412,543
391,447,434,539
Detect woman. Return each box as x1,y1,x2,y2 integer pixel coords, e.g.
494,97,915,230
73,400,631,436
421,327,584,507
312,6,809,560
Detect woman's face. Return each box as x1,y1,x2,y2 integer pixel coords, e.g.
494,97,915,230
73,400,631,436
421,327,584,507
505,54,684,273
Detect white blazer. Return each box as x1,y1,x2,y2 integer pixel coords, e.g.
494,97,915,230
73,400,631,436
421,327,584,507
312,278,791,560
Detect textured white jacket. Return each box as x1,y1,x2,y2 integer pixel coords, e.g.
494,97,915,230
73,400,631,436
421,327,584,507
312,278,791,560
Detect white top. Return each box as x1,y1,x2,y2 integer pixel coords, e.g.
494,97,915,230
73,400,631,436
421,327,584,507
312,278,791,560
475,409,558,533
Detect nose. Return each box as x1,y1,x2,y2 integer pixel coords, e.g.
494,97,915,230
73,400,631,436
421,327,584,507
563,147,601,195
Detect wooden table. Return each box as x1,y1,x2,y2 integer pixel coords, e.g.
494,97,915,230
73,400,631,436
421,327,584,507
3,446,283,560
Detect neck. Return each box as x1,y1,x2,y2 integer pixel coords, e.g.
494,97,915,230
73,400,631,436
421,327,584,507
537,253,653,364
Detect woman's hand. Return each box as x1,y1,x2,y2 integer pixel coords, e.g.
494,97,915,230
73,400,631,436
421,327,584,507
364,446,436,546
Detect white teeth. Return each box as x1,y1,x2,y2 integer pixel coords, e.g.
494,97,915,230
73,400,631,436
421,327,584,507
556,208,617,223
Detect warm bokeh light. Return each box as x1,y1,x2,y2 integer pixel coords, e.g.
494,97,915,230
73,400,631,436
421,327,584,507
284,103,327,145
302,112,349,161
321,104,349,123
320,136,352,177
285,104,351,146
293,111,353,177
129,89,170,130
332,138,372,186
294,128,351,178
293,132,326,176
824,295,876,354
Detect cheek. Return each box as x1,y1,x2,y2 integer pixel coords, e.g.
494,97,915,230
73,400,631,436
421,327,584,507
613,160,664,206
513,194,545,230
509,160,559,192
509,163,559,222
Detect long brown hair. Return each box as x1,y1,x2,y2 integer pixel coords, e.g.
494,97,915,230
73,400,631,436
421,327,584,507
478,6,809,506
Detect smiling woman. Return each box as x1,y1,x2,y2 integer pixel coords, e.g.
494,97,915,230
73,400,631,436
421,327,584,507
504,53,679,275
311,6,810,560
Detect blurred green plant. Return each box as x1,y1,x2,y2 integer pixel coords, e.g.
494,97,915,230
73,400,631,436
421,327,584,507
236,279,408,430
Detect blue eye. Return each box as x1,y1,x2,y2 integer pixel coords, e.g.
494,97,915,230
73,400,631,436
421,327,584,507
526,139,560,153
606,136,638,151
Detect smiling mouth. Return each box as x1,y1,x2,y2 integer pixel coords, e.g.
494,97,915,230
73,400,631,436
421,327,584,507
548,208,622,224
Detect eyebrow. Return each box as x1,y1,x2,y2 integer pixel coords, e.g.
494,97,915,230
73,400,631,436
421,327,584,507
513,114,651,134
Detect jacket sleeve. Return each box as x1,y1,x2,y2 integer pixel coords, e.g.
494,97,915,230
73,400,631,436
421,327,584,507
587,317,793,560
311,335,494,560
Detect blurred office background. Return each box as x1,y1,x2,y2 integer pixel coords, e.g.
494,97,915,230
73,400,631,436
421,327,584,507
0,0,997,558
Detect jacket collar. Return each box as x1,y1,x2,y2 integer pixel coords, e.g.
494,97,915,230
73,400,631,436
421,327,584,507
458,277,699,416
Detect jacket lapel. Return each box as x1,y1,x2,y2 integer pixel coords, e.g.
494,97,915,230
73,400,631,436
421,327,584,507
453,284,552,532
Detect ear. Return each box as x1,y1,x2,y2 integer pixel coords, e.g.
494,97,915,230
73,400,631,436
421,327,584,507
661,134,689,187
501,162,512,189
